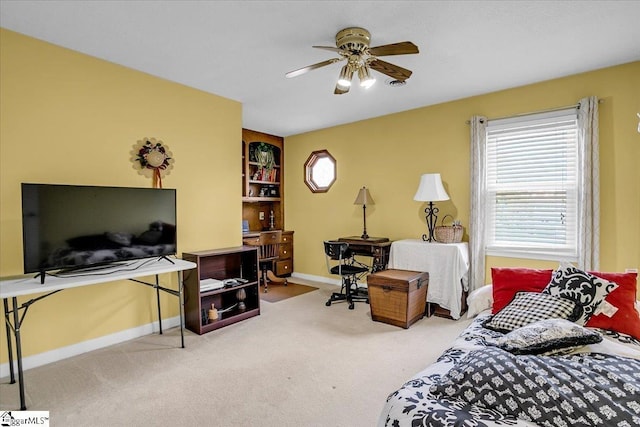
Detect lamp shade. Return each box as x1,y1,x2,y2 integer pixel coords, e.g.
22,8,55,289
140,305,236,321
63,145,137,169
337,65,353,88
358,66,375,89
354,186,374,205
413,174,450,202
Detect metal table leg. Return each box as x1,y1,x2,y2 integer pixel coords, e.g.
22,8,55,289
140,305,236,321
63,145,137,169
155,274,163,334
178,271,185,348
12,297,26,410
3,298,15,384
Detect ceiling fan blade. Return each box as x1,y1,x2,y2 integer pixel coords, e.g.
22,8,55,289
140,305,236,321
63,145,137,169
285,58,343,78
369,59,413,81
369,41,419,57
313,45,345,54
334,84,350,95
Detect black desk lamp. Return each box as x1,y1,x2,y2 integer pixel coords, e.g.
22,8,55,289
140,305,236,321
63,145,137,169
413,174,449,242
354,186,374,239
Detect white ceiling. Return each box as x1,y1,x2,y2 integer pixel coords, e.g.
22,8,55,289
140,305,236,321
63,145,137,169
2,1,639,137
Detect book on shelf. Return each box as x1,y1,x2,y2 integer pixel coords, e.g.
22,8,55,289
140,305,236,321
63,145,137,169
253,168,277,182
200,278,224,292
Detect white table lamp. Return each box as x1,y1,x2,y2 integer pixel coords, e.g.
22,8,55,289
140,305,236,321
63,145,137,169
413,174,449,242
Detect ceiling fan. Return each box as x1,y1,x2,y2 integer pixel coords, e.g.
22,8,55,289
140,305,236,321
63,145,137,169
285,27,419,95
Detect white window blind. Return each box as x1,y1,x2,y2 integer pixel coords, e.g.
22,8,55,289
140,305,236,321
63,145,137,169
485,109,578,260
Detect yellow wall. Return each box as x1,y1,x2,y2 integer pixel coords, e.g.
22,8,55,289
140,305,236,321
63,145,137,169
285,62,640,291
1,28,638,364
0,29,242,361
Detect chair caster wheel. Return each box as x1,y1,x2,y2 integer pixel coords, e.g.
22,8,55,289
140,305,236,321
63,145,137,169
349,303,355,310
326,300,332,306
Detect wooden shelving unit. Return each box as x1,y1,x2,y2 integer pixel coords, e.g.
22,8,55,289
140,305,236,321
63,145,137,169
182,246,260,334
242,128,285,231
241,128,294,279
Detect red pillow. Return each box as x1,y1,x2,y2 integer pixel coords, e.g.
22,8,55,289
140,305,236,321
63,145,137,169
585,271,640,339
491,268,554,314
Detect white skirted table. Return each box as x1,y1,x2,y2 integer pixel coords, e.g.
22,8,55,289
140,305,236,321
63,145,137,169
388,240,469,320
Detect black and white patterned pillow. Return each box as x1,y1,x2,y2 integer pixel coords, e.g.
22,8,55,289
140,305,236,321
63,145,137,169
492,318,602,355
483,291,579,333
542,262,618,325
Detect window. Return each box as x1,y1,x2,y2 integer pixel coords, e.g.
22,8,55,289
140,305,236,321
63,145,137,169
304,150,336,193
485,109,578,261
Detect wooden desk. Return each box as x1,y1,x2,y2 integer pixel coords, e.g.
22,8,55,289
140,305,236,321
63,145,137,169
388,240,469,319
338,236,391,272
1,257,196,410
242,230,294,277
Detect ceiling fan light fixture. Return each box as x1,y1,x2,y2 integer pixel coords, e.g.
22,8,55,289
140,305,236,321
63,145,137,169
337,65,353,88
286,27,418,95
358,66,375,89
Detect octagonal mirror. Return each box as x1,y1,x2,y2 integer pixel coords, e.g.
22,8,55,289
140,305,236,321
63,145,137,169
304,149,336,193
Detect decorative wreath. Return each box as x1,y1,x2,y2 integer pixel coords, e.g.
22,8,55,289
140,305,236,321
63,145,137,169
131,138,174,188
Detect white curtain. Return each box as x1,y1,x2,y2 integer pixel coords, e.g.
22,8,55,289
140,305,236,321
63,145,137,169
469,116,487,291
577,96,600,270
468,98,599,286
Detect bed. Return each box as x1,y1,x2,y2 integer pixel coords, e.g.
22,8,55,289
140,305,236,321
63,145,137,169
378,264,640,427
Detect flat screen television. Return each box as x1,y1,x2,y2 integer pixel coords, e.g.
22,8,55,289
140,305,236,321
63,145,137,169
21,183,177,281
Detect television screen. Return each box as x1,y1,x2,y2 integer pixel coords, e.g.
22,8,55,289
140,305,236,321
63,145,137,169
21,183,177,276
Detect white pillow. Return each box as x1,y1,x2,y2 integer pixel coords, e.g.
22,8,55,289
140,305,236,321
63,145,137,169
466,284,493,319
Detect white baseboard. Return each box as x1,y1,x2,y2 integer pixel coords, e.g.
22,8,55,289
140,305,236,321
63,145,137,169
291,272,341,286
0,316,181,379
291,272,368,288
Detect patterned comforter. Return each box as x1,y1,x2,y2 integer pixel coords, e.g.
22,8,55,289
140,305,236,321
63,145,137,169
378,313,640,427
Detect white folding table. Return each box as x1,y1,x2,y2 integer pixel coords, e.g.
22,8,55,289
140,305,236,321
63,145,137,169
1,257,196,410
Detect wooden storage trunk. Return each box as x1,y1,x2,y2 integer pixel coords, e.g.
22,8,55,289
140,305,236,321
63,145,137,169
367,269,429,328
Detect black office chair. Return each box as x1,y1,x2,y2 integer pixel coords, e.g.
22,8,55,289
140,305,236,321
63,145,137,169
323,240,370,309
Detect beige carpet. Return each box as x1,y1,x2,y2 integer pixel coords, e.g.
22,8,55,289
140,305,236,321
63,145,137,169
259,281,318,303
0,278,471,426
